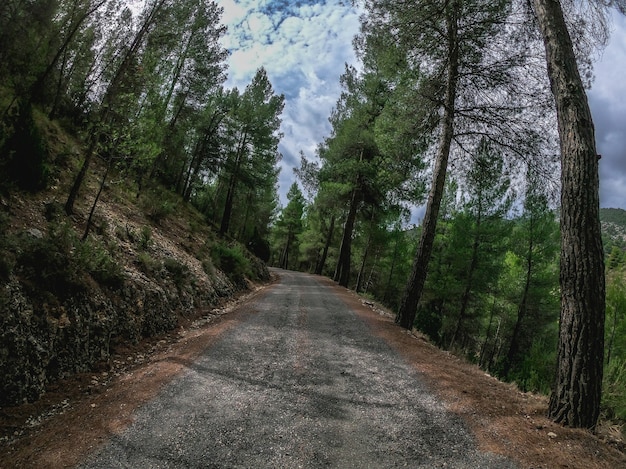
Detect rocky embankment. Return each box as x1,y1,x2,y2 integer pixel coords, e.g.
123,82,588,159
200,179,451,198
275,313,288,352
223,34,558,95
0,196,269,408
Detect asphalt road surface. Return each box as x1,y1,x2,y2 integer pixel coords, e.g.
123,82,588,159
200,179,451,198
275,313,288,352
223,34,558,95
79,269,516,468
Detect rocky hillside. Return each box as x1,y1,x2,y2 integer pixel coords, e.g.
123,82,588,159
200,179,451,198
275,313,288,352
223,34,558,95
601,208,626,246
0,140,270,407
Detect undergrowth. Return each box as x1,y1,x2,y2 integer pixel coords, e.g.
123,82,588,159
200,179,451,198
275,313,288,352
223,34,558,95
211,241,251,283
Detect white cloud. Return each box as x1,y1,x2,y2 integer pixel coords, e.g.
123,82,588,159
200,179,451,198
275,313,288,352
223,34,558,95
218,2,625,213
216,0,361,205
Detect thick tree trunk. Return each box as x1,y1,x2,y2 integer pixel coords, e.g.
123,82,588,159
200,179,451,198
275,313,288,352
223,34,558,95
532,0,605,430
395,6,459,329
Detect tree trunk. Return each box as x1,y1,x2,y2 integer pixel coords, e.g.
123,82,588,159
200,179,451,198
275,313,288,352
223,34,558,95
219,134,247,236
220,171,238,236
315,214,335,275
65,134,98,215
334,188,359,287
383,232,400,304
395,6,459,329
280,232,292,269
532,0,605,430
449,215,481,350
504,220,534,377
82,159,110,241
356,211,375,293
66,0,165,215
479,297,498,369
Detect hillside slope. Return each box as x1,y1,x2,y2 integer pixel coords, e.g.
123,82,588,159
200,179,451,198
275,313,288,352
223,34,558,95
0,140,270,407
601,208,626,247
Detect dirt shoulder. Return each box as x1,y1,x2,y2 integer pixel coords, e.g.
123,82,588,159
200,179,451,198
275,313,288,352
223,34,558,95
1,273,624,469
0,284,271,469
326,279,626,469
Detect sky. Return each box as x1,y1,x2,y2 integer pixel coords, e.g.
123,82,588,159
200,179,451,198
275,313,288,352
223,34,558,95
217,0,626,213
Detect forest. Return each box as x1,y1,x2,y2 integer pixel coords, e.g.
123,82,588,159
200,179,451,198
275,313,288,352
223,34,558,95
0,0,624,437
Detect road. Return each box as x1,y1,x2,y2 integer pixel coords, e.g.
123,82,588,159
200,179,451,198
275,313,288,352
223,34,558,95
79,269,515,468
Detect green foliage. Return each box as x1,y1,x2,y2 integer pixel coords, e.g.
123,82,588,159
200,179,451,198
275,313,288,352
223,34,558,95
163,257,190,289
17,223,85,296
506,336,557,395
272,183,305,269
75,237,125,288
142,190,177,224
247,228,271,263
138,225,153,250
16,222,124,296
606,275,626,368
600,208,626,226
211,242,251,283
137,251,161,275
603,358,626,420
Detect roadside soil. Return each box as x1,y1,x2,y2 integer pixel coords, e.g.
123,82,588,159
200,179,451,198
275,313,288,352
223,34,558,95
1,273,625,469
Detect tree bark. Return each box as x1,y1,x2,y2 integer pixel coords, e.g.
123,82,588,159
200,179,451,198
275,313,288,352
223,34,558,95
356,211,375,293
382,231,400,305
220,133,247,236
334,187,360,287
532,0,605,430
82,159,110,241
220,171,238,236
315,214,335,275
65,134,98,215
395,5,459,329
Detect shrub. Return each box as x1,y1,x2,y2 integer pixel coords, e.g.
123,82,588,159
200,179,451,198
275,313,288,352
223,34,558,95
137,251,161,275
142,191,176,224
138,225,152,250
201,258,215,278
44,201,64,222
75,238,125,288
211,242,251,283
17,223,83,295
506,339,556,395
163,257,189,288
17,223,125,294
603,358,626,420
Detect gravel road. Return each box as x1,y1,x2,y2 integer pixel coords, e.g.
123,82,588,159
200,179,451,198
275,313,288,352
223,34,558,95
79,269,516,468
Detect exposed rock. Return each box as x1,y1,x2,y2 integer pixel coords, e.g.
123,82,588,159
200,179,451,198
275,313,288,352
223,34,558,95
0,257,255,407
25,228,43,239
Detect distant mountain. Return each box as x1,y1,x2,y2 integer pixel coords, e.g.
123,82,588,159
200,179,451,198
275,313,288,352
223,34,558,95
600,208,626,251
600,208,626,227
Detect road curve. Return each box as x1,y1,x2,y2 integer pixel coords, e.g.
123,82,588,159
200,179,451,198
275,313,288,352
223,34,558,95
80,269,515,468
